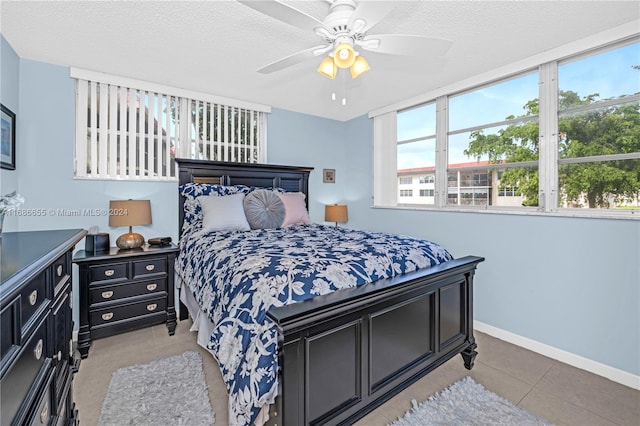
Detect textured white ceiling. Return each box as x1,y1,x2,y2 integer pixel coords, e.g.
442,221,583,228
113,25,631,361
2,1,639,121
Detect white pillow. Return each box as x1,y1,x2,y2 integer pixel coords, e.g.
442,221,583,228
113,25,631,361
199,193,251,232
278,192,311,227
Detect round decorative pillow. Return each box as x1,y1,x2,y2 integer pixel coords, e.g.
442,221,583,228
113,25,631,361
243,189,286,229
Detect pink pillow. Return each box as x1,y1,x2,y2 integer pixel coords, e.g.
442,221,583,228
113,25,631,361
278,192,311,227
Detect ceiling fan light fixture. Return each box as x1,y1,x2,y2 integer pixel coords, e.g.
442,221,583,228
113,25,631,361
333,43,356,68
350,55,370,78
317,56,338,79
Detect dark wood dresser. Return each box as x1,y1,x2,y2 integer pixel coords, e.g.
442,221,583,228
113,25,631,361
73,244,178,358
0,228,86,425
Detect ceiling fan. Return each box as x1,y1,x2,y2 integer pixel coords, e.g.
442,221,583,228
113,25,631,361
238,0,452,79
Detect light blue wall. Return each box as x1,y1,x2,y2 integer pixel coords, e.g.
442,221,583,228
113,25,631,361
1,35,20,224
267,108,348,222
4,38,639,379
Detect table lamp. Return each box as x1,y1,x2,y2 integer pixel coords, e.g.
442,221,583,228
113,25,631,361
109,199,152,249
325,204,348,227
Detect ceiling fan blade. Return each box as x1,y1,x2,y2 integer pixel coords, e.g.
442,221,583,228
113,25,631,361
257,45,329,74
360,34,452,57
348,2,396,33
238,0,329,32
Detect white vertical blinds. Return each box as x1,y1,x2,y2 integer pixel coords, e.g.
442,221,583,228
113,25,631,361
73,69,267,180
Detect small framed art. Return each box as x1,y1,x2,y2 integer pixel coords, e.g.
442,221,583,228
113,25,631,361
1,104,16,170
323,168,335,183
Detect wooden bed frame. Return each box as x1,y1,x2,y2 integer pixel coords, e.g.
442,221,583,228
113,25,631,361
176,158,484,426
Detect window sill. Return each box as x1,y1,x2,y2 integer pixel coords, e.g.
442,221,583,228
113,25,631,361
373,204,640,221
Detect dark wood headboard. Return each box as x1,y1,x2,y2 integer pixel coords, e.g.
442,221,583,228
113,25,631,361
175,158,313,236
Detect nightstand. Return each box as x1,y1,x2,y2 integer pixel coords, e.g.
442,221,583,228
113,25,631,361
73,244,179,358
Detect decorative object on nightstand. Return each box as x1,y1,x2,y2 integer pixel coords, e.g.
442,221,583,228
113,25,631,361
325,204,348,227
84,232,110,254
109,199,151,249
73,243,179,358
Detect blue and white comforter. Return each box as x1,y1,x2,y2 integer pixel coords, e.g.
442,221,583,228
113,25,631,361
176,224,453,426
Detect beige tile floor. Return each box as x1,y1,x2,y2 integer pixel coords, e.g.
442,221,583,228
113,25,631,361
75,319,639,425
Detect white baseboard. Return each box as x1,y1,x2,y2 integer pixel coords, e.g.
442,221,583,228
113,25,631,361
474,320,640,391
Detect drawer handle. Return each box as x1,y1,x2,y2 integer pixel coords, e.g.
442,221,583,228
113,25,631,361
102,312,114,321
40,401,49,423
146,303,158,312
57,264,63,277
34,339,43,360
101,290,114,299
104,269,115,277
146,283,157,291
145,264,155,271
29,290,38,306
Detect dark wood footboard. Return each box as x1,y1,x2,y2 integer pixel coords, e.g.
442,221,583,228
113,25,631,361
266,255,484,426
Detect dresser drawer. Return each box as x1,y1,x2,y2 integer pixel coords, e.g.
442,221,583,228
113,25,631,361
90,296,167,327
89,262,128,283
52,252,71,296
1,297,19,366
0,316,49,426
28,373,54,426
89,278,167,305
132,257,166,278
21,271,50,335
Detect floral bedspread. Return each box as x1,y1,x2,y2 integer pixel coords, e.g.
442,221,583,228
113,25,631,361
176,224,453,426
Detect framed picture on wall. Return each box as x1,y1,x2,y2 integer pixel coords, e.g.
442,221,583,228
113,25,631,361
1,104,16,170
323,168,335,183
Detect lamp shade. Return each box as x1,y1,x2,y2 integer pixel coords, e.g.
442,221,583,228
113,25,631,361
108,200,152,227
317,56,337,79
325,204,348,224
350,55,371,78
333,43,356,68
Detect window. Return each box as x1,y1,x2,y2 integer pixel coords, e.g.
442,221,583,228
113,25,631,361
397,102,436,205
448,72,539,207
400,189,413,197
556,41,640,210
399,177,413,185
72,68,268,180
374,37,639,218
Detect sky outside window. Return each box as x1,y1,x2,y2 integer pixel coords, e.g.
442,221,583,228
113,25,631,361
559,41,640,106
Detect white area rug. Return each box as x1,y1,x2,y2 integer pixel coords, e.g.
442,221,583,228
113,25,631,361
388,376,552,426
98,351,215,426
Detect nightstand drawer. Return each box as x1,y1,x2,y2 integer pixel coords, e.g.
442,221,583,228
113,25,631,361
89,262,128,283
89,279,167,305
21,271,50,335
132,257,166,278
90,297,167,327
